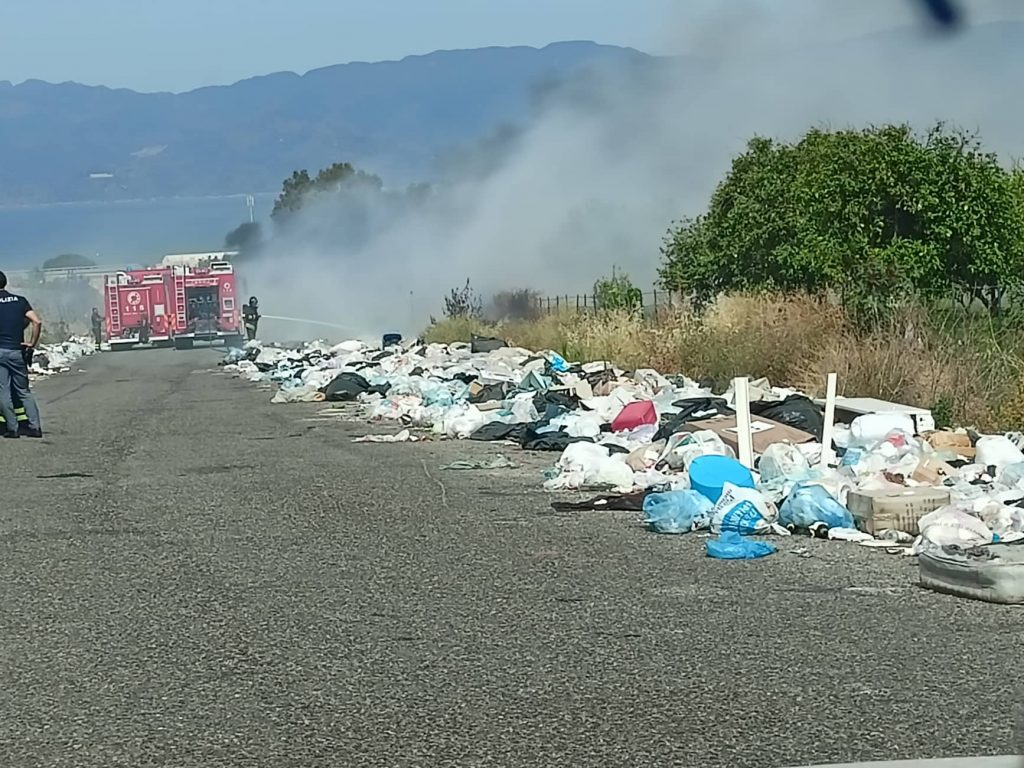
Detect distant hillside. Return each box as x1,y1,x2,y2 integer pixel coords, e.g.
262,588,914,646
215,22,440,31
1,22,1022,207
0,42,650,205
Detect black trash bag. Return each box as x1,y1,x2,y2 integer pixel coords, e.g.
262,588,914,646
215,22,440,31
322,372,370,402
655,397,735,441
585,368,617,387
469,422,527,443
520,427,595,452
537,402,569,424
367,382,391,397
551,491,651,512
469,382,510,404
471,334,508,354
750,395,824,439
532,390,580,414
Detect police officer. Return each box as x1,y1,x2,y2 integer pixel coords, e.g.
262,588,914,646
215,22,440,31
0,270,43,439
242,296,260,342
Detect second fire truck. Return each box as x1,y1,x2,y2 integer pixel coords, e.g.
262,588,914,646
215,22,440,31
103,260,244,351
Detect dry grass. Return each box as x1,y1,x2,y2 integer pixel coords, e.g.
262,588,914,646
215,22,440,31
423,293,1024,429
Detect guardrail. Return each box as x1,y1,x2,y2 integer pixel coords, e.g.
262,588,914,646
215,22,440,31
3,265,142,284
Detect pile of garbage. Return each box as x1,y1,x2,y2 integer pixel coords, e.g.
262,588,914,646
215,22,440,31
221,338,1024,595
30,336,97,376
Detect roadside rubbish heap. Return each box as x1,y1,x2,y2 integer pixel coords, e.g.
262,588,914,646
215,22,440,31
220,337,1024,604
30,335,96,376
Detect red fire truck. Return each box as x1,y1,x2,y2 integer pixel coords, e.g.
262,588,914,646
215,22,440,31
103,261,244,351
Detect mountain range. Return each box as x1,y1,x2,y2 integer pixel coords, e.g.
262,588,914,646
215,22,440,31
0,42,648,205
2,22,1023,207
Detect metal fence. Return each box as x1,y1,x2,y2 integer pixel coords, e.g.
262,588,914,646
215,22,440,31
530,290,682,315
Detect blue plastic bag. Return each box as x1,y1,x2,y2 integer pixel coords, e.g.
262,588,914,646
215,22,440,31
705,531,777,560
547,352,570,373
643,490,714,534
779,482,854,531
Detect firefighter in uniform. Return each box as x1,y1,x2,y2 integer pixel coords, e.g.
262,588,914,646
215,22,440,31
91,307,103,348
242,296,261,342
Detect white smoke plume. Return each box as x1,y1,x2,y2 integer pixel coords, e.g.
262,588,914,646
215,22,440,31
244,0,1024,343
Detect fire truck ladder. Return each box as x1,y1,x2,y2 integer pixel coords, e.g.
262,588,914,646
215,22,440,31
107,277,122,334
173,270,188,330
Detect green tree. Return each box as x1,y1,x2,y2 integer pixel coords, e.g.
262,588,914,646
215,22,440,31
271,169,312,220
660,124,1024,318
42,253,95,270
270,162,384,222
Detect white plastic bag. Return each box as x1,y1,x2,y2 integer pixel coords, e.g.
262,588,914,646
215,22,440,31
438,405,489,439
659,430,735,471
549,411,604,439
995,462,1024,490
271,383,323,403
976,435,1024,470
916,505,995,551
759,443,811,483
978,501,1024,538
543,443,635,492
849,412,916,446
710,483,777,535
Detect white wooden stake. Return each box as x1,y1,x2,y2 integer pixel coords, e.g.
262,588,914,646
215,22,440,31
820,372,838,468
734,376,754,469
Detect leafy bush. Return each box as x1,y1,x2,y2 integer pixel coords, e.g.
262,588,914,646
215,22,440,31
660,124,1024,321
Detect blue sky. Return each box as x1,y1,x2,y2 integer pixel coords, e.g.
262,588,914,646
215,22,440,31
0,0,678,92
2,0,1022,92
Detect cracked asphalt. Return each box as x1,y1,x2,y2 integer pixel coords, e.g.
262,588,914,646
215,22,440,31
2,349,1021,767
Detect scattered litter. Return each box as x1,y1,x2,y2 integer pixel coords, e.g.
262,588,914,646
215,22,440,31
779,482,855,532
643,490,714,534
827,527,875,542
353,429,419,443
690,454,754,504
706,531,777,560
441,455,518,470
219,337,1024,599
710,483,778,536
550,492,648,512
29,336,97,376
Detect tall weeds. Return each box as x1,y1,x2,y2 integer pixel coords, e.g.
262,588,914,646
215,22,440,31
423,293,1024,430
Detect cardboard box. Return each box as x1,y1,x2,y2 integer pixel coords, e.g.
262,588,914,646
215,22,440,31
911,456,959,485
847,487,950,535
681,415,815,455
925,430,976,459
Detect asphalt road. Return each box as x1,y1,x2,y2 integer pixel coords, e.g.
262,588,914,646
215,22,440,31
2,349,1021,768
